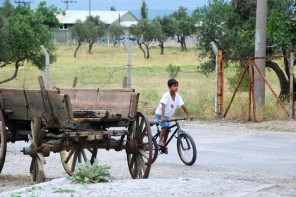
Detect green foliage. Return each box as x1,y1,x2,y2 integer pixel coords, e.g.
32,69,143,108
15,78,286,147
110,6,116,11
196,60,216,77
85,16,106,44
68,160,111,184
0,1,58,84
227,65,249,92
108,23,124,46
166,64,180,78
53,188,75,193
141,0,148,19
72,20,88,43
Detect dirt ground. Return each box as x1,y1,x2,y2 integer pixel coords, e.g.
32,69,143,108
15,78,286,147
0,119,295,193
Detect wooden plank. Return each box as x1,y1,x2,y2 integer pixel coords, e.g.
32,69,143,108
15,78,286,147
0,88,32,120
129,93,139,118
58,88,137,120
0,88,72,128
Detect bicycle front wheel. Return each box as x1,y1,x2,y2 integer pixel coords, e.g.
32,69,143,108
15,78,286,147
177,132,197,166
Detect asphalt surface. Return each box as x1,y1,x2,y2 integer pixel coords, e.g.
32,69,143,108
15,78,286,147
1,123,296,196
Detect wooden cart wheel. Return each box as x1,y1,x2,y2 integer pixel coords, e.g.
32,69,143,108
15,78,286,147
60,148,98,176
0,110,7,174
127,111,152,179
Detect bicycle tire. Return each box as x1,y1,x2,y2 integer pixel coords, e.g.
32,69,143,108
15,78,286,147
151,137,159,163
177,132,197,166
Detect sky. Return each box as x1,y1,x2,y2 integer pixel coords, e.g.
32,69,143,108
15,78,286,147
5,0,210,11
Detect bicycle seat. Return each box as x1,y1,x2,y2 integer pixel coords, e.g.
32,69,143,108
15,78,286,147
149,120,159,126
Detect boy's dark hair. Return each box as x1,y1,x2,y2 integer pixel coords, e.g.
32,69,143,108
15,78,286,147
168,79,178,87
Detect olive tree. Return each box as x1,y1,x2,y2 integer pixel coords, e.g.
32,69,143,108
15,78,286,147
0,1,59,84
84,16,106,53
194,0,296,100
171,7,196,51
108,23,125,47
72,20,87,57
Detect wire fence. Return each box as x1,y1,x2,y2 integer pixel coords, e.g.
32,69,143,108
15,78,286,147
0,55,294,121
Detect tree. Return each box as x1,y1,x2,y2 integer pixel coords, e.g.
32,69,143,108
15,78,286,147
129,19,157,59
154,16,176,55
171,7,196,51
141,0,148,19
72,20,87,57
194,0,296,100
0,1,59,84
108,23,124,47
110,6,116,11
84,16,106,53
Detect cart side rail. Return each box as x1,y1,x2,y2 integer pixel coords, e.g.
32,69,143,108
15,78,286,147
57,88,139,121
0,88,72,128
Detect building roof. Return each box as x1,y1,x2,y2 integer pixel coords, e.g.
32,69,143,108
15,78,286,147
57,10,138,26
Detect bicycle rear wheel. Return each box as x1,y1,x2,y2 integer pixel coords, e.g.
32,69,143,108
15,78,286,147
151,137,158,163
177,132,197,166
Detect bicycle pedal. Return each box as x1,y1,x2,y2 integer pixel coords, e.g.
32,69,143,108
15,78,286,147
160,147,168,154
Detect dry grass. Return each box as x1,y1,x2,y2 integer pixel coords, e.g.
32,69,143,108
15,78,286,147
0,44,289,120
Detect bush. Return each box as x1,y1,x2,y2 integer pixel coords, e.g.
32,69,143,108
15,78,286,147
68,160,111,183
166,64,180,78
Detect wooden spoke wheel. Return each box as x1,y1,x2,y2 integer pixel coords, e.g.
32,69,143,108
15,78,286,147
127,111,152,179
60,147,98,176
0,110,7,174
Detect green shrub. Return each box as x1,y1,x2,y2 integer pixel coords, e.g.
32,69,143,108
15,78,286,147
68,160,111,183
166,64,180,78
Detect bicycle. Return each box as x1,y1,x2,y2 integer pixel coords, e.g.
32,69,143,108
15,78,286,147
149,117,197,166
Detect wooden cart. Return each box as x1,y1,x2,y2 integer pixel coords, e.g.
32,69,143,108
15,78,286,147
0,77,152,182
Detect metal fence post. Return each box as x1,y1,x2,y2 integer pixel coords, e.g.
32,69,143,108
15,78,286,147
289,50,295,119
123,36,132,88
218,50,224,117
210,42,219,118
40,45,51,89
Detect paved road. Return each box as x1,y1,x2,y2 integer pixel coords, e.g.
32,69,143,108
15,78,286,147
1,124,296,196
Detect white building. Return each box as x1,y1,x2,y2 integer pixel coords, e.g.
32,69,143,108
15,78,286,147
55,10,138,44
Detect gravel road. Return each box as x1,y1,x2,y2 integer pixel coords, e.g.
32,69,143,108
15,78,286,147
0,120,296,196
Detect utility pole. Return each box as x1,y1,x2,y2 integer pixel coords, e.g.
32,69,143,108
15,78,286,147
254,0,267,107
62,0,76,10
89,0,91,16
15,0,32,8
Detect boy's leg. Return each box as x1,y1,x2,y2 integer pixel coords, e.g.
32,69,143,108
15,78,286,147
159,127,167,146
163,131,169,145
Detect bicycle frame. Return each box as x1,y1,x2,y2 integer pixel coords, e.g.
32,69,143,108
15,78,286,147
152,119,184,147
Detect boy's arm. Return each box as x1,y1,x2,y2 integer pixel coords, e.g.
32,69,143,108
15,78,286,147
181,105,193,121
161,103,166,122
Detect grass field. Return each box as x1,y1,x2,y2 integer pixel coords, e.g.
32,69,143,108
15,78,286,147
0,44,290,120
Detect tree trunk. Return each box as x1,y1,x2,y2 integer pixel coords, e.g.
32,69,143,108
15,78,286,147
180,36,187,51
137,40,146,59
0,62,20,84
113,37,117,47
159,42,164,55
266,60,289,100
145,44,150,59
88,42,94,54
74,42,81,58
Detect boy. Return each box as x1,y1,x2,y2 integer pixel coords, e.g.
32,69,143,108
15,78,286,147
155,79,193,153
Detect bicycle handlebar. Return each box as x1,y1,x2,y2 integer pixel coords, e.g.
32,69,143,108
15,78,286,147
149,117,188,126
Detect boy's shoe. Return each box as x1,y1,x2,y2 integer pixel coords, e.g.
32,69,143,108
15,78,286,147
158,140,164,147
160,146,168,155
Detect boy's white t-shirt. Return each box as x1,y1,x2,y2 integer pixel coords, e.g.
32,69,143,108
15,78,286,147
155,92,184,117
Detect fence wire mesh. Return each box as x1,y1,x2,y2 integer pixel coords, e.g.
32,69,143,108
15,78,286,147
0,48,293,121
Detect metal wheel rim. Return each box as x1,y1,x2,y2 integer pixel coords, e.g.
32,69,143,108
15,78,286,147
177,133,197,165
127,111,152,179
0,110,7,173
60,148,98,176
